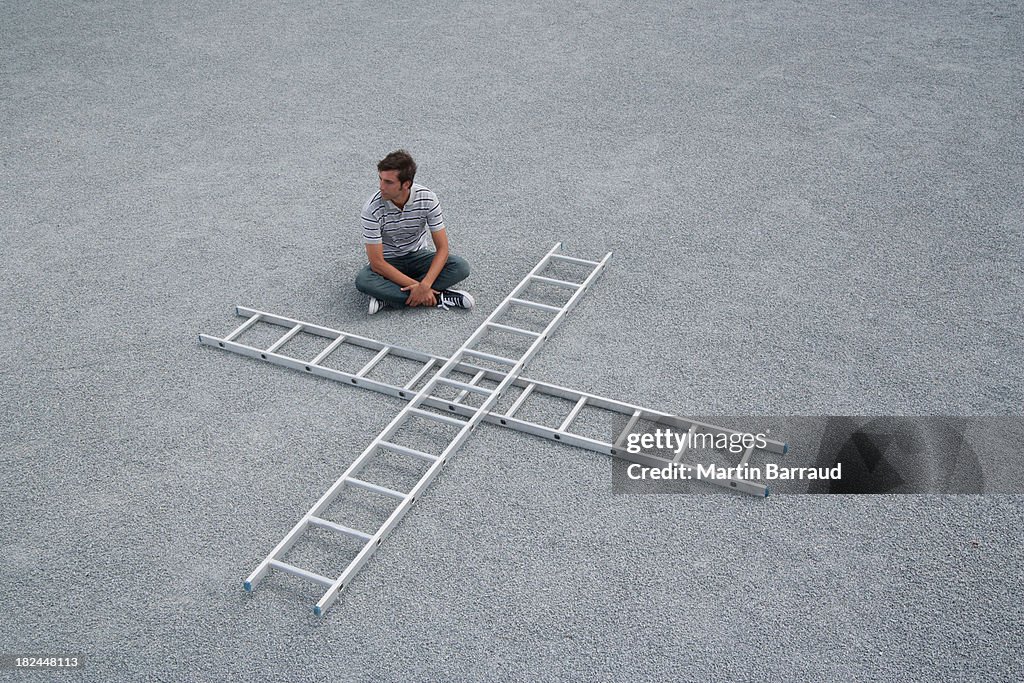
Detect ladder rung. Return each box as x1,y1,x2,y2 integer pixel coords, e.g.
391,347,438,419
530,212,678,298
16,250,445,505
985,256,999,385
311,334,348,365
485,321,542,338
408,407,468,427
462,349,519,366
505,383,536,418
378,440,439,463
737,443,756,469
269,559,334,588
266,324,304,353
224,313,262,342
308,516,373,542
356,346,391,377
614,410,643,449
454,370,487,402
509,297,562,313
530,274,582,290
434,377,494,396
404,358,437,390
671,425,697,464
550,253,600,267
346,477,407,500
559,396,588,432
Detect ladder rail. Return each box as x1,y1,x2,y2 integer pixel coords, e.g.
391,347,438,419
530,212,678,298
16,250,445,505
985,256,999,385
202,314,786,457
200,330,787,460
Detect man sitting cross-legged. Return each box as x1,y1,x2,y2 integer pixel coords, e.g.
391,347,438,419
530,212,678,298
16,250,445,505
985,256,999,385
355,150,473,315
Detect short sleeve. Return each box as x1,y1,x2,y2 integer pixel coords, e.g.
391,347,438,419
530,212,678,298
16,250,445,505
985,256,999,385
361,200,382,243
425,194,445,232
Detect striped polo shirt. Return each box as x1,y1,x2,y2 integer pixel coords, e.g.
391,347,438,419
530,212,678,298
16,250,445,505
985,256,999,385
360,183,445,258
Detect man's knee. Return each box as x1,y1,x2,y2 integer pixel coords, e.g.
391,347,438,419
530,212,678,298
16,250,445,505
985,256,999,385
355,265,375,293
447,256,470,282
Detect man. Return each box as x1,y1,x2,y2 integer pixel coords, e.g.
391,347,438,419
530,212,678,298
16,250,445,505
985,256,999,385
355,150,474,315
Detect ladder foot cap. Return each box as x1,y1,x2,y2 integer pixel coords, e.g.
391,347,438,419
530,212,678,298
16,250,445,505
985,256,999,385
313,606,323,617
782,443,789,455
243,581,253,592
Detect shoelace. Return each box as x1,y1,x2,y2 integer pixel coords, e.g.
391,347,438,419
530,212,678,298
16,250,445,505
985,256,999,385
436,291,458,310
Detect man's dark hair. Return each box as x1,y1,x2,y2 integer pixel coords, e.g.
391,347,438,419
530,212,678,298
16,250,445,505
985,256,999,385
377,150,417,186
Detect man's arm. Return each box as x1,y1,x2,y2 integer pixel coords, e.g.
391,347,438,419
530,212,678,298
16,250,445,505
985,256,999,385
366,243,419,289
399,229,449,307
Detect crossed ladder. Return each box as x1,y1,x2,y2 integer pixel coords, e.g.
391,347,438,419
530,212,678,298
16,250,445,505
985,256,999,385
199,243,786,615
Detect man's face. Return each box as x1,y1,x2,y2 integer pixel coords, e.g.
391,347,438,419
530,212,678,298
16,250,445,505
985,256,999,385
378,170,408,202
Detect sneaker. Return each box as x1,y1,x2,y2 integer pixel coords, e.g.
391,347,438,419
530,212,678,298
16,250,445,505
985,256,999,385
368,296,386,315
436,289,474,311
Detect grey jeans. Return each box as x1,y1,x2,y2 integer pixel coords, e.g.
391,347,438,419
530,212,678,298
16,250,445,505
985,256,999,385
354,249,470,307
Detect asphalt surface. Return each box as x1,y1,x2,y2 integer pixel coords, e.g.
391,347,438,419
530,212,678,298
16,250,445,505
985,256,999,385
2,1,1022,681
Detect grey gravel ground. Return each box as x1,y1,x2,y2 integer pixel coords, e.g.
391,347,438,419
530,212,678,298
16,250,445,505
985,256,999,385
2,1,1022,681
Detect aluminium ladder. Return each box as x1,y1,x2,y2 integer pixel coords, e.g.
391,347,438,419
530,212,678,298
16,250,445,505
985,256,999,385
234,243,611,615
200,309,787,497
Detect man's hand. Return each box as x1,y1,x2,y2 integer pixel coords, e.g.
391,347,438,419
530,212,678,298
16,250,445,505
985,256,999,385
401,281,438,307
